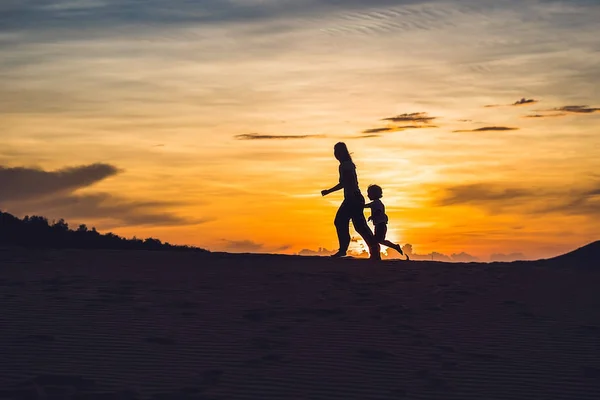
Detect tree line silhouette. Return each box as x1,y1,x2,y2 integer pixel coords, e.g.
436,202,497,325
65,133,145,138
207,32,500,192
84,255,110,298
0,210,208,252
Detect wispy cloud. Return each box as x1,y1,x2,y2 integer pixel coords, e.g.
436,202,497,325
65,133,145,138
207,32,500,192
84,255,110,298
485,98,539,108
362,127,394,134
362,124,437,134
360,112,438,135
513,98,538,106
382,112,437,124
523,113,566,118
453,126,519,133
437,183,531,207
553,105,600,114
435,181,600,217
235,133,325,140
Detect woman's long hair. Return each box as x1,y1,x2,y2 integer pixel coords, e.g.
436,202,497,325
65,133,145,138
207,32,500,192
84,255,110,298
334,142,353,163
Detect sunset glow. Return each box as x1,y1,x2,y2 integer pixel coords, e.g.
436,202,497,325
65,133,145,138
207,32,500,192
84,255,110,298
2,0,599,261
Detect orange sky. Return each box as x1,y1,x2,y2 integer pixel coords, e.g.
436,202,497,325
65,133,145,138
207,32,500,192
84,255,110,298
1,0,599,261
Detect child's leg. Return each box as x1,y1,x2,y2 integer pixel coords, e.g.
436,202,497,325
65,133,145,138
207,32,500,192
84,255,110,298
375,224,403,255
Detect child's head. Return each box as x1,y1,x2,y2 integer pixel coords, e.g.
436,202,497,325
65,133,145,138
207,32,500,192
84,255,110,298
367,184,383,200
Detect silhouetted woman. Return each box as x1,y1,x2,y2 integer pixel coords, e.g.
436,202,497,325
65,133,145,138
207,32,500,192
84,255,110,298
321,142,381,260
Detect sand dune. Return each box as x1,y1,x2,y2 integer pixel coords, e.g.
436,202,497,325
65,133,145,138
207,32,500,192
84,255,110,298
1,248,600,399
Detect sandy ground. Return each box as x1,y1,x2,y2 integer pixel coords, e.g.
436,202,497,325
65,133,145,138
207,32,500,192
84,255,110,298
1,248,599,400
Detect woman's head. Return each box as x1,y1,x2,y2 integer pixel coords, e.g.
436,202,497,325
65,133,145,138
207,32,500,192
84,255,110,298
367,184,383,200
334,142,352,162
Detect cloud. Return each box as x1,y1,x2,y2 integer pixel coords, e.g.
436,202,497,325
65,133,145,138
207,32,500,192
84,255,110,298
362,127,393,134
553,105,600,114
382,112,436,124
362,112,438,135
234,133,325,140
453,126,518,133
0,163,202,228
523,113,566,118
0,163,119,202
524,105,599,119
436,183,534,207
346,134,381,139
435,181,600,217
362,125,437,134
513,98,538,106
485,98,538,108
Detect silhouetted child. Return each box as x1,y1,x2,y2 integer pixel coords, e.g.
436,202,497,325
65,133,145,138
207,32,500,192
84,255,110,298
365,184,407,258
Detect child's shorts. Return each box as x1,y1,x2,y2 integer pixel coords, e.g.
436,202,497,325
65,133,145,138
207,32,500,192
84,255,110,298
374,223,387,242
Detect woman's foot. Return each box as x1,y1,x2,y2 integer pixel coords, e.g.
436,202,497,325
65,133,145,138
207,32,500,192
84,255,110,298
330,251,347,258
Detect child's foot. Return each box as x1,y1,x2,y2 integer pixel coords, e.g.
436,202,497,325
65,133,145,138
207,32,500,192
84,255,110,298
394,244,404,255
330,251,347,258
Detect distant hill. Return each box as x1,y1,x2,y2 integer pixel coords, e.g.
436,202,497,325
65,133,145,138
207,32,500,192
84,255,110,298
544,241,600,267
0,210,208,253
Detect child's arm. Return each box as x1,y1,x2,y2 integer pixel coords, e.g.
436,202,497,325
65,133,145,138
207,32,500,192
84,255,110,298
364,201,374,208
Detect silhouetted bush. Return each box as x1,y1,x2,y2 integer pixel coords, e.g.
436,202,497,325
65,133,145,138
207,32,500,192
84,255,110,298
0,210,208,253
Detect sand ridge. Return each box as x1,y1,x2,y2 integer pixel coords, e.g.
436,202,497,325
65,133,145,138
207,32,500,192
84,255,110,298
1,248,600,399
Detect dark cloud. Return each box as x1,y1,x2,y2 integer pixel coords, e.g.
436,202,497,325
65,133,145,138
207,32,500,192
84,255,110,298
485,98,539,108
382,112,436,124
235,133,325,140
453,126,518,133
0,163,202,228
435,181,600,217
362,124,438,134
363,113,438,135
436,183,533,207
553,105,600,114
362,127,393,134
347,134,381,139
513,98,538,106
0,163,119,202
523,113,566,118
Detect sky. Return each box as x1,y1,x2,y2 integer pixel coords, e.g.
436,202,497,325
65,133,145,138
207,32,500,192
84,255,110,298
1,0,599,261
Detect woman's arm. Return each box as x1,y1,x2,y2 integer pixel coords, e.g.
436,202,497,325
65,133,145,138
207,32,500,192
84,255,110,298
322,183,343,196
